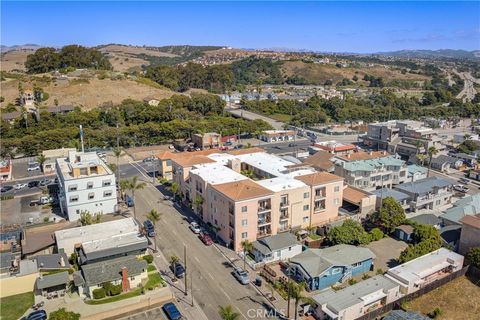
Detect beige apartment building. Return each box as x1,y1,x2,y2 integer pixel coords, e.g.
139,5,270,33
172,148,344,251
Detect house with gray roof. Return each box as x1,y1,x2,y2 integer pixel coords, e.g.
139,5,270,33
313,275,400,320
383,310,430,320
76,255,148,298
251,232,302,264
35,271,69,297
440,194,480,225
290,244,375,291
393,177,454,212
407,165,427,182
370,188,410,211
409,214,441,228
430,155,462,172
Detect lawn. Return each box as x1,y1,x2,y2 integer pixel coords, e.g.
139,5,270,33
403,276,480,320
269,113,293,123
147,264,157,273
0,292,34,320
144,272,165,290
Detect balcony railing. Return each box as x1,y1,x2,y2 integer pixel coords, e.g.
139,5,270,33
280,201,289,207
279,213,289,220
258,206,271,213
228,207,234,215
229,221,234,228
257,231,272,238
258,217,272,225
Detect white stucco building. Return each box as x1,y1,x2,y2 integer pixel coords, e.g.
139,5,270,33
56,150,117,221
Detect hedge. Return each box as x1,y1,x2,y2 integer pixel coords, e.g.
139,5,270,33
92,288,106,299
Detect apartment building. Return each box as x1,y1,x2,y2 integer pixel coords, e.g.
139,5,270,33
333,151,408,192
56,150,117,221
171,149,344,251
192,132,221,149
363,120,444,158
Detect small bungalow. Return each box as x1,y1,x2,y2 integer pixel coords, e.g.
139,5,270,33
35,271,69,298
430,155,462,172
394,225,414,242
251,232,302,264
290,244,375,291
407,165,427,182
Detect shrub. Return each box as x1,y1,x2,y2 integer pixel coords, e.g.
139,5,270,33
466,247,480,268
376,268,384,275
362,273,371,280
92,288,106,299
348,278,357,285
49,308,80,320
109,284,122,296
427,307,442,319
143,255,154,264
369,228,384,241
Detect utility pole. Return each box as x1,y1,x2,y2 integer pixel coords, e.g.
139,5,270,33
286,259,291,319
184,245,188,296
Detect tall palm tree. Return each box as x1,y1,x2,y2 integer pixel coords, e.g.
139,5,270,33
289,281,306,320
112,147,123,186
146,209,162,252
427,146,439,177
125,176,146,221
240,240,253,270
119,179,129,201
37,154,47,174
218,305,240,320
169,255,180,280
416,153,427,167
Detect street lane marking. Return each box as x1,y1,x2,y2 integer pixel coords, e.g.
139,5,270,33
194,256,201,263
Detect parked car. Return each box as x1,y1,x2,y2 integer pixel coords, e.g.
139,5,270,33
0,186,13,193
288,143,296,147
39,196,53,205
232,267,249,285
233,144,244,150
28,180,40,188
143,219,155,237
39,179,51,187
13,183,27,190
126,195,134,207
170,262,185,278
189,222,201,234
199,233,213,246
26,310,47,320
225,141,233,146
27,162,40,171
162,302,182,320
459,178,470,185
143,156,155,163
454,185,469,193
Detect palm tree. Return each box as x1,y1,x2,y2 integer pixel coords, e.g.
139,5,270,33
416,153,427,167
240,240,253,270
169,182,179,198
112,147,123,186
169,255,180,280
146,209,162,252
125,176,146,221
218,305,240,320
119,179,129,201
427,146,439,177
37,154,47,174
289,281,306,320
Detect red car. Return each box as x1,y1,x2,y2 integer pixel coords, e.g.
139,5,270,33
199,233,213,246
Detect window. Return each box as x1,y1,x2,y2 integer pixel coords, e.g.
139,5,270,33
334,198,340,205
303,192,310,199
241,219,248,226
331,267,342,274
104,190,113,197
102,180,112,187
88,192,95,200
315,187,326,197
241,232,248,239
303,216,309,223
351,262,361,267
241,206,247,213
69,196,79,203
166,160,172,166
334,186,340,192
303,205,309,211
87,182,94,189
314,199,326,211
68,185,78,192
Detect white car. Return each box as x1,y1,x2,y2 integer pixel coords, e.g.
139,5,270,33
27,162,40,171
13,183,27,190
453,185,469,193
189,222,201,234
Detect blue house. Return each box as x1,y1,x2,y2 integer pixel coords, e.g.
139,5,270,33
289,244,375,291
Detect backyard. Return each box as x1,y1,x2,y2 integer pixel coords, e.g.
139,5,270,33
403,276,480,320
0,291,34,320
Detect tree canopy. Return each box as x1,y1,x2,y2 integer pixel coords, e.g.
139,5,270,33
48,308,80,320
398,224,443,263
466,247,480,268
371,197,406,233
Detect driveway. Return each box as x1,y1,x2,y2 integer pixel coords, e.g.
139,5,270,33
366,237,408,272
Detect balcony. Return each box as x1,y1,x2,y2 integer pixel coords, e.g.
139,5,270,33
257,230,272,238
258,216,272,225
228,207,234,215
258,206,271,213
279,211,289,220
280,201,289,208
229,221,234,228
314,189,326,199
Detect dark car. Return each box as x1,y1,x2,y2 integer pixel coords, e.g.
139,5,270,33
26,310,47,320
162,302,182,320
39,179,51,187
143,219,155,237
126,195,134,207
170,262,185,278
28,180,40,188
199,233,213,246
0,185,13,193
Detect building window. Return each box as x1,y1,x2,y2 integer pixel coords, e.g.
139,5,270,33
331,267,342,275
104,190,113,197
241,232,248,239
88,192,95,200
315,187,326,197
303,216,309,223
352,262,361,267
334,186,340,192
102,180,112,187
334,198,340,205
241,219,248,226
68,185,78,192
69,196,79,202
303,192,309,199
314,199,326,211
241,206,247,213
303,205,309,211
87,182,94,189
166,160,172,166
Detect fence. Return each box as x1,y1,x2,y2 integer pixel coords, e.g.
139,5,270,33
356,265,469,320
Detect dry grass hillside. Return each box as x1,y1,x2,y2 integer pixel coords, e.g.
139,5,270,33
1,77,176,109
1,49,35,72
281,61,430,84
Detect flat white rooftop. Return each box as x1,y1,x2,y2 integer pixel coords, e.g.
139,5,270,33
190,162,247,185
257,176,306,192
81,231,146,254
56,151,113,180
236,152,297,177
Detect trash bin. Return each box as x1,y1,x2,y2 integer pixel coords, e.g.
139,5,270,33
255,277,262,286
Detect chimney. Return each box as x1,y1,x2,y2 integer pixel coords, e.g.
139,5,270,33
121,267,130,293
60,256,65,267
227,159,241,173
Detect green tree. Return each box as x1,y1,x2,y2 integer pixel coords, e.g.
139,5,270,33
240,240,253,270
327,219,370,245
398,224,442,263
466,247,480,268
146,209,162,252
289,281,307,320
169,182,180,197
372,197,406,233
49,308,80,320
124,176,146,221
218,305,240,320
169,255,180,280
427,146,438,177
79,211,101,226
112,147,123,187
37,153,47,174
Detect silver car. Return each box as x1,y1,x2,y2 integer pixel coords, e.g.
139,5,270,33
232,267,249,285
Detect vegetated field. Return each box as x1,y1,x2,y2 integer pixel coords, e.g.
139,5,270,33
0,291,34,320
404,275,480,320
0,49,35,72
281,61,430,84
1,76,176,109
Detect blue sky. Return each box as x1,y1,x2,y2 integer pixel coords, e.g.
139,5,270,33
2,1,479,52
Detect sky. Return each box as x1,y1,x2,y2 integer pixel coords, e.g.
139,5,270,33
1,1,479,52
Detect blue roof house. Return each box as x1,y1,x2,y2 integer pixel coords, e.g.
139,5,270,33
289,244,375,291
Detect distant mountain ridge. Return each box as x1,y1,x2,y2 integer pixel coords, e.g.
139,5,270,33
0,44,44,52
376,49,480,60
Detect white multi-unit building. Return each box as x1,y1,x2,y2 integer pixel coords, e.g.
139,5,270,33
56,150,117,221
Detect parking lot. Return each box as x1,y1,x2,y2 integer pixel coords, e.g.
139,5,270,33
366,237,408,272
